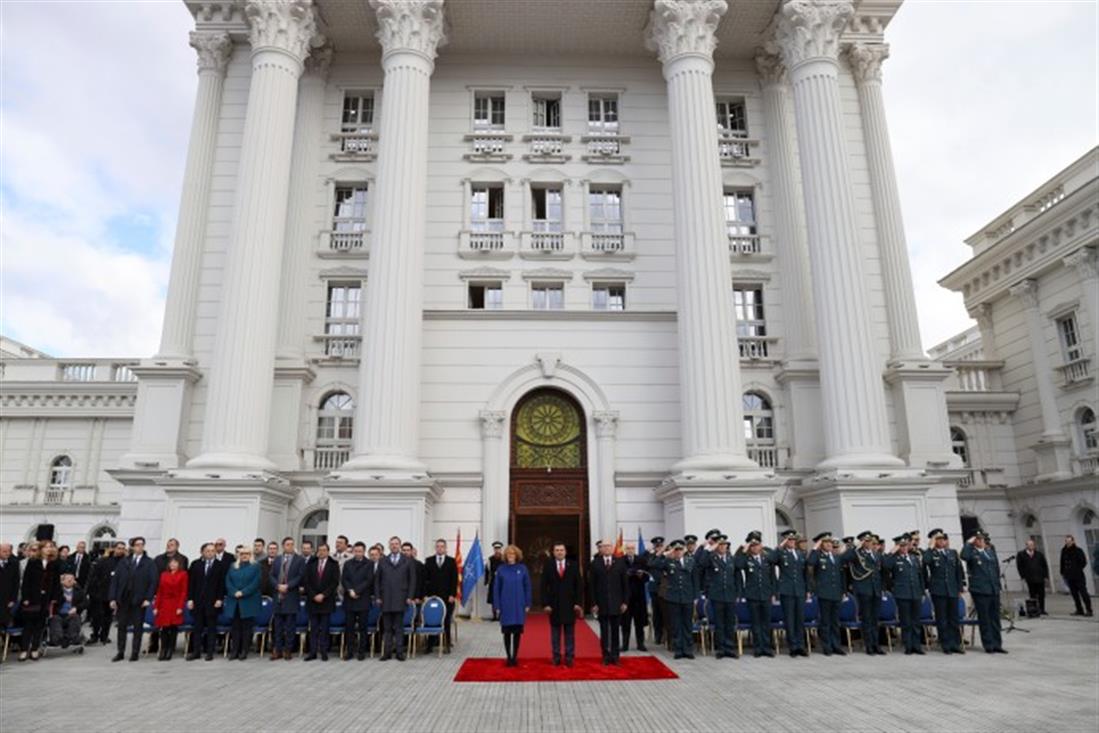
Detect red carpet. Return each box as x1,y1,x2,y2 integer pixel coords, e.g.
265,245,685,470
454,614,678,682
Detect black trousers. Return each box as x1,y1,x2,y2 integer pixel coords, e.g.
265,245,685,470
1025,580,1047,613
89,599,112,641
747,599,772,653
972,592,1002,650
817,597,841,652
21,612,45,652
619,606,646,649
896,596,922,651
346,608,372,656
307,611,330,654
229,608,253,656
652,597,665,642
273,612,296,652
598,613,621,660
667,601,694,654
931,594,961,651
191,606,218,656
780,594,806,651
1066,577,1093,613
857,593,881,651
381,610,405,657
710,599,737,655
550,621,575,662
115,604,145,656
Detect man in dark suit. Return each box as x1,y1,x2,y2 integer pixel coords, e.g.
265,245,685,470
402,542,425,602
213,538,235,570
187,542,227,661
421,539,458,653
1061,535,1093,616
87,542,125,645
304,542,340,661
375,535,416,661
541,541,583,666
108,536,158,662
485,541,503,620
258,542,278,596
620,542,649,652
0,543,20,629
589,539,629,665
64,540,93,588
1015,538,1049,615
341,542,378,660
270,537,306,660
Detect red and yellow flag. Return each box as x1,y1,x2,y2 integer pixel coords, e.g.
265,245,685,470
613,528,624,557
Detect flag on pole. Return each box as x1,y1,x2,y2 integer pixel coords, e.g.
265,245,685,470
461,533,484,606
613,528,624,557
454,528,463,604
637,527,646,556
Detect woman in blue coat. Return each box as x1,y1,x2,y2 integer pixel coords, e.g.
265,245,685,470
224,547,262,660
492,545,532,666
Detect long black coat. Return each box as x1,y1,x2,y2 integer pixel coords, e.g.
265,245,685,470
20,560,61,616
109,554,158,607
63,551,94,588
187,558,227,612
1015,549,1049,584
304,557,341,613
421,555,458,600
588,556,629,616
87,555,118,601
540,558,583,625
375,554,416,613
0,558,21,625
154,551,190,574
341,558,378,612
1061,545,1088,581
621,554,650,618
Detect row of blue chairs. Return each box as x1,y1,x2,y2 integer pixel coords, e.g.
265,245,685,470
686,592,978,656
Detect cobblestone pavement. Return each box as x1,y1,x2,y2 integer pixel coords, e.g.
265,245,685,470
0,605,1095,733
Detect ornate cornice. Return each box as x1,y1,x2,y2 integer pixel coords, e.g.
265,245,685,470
369,0,448,63
190,30,233,74
754,50,786,87
1063,247,1098,281
775,0,854,70
644,0,728,66
1,384,137,418
479,410,507,439
845,42,889,84
303,42,333,78
1008,279,1040,310
244,0,318,63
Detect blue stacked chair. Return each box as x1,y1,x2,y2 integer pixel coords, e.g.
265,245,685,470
878,591,899,651
215,598,233,657
958,596,979,648
401,603,417,658
295,600,309,654
734,598,752,657
692,596,711,656
254,597,274,656
329,602,346,658
839,594,860,653
803,594,819,655
769,598,785,652
918,594,936,645
365,604,382,658
2,610,25,662
417,596,447,657
181,606,195,652
142,605,156,654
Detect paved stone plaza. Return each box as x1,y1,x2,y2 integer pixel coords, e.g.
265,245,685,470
0,598,1096,733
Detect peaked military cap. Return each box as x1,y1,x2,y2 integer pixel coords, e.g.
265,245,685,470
705,529,722,541
975,530,990,540
893,533,910,543
812,532,832,542
684,534,698,543
491,541,504,549
780,529,798,540
857,530,874,541
927,528,945,539
745,530,763,544
669,539,686,549
716,534,730,545
650,536,665,545
842,536,855,544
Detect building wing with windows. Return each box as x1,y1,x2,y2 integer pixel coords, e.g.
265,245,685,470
3,1,973,586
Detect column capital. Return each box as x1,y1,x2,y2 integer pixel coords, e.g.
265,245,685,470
303,42,333,78
969,302,994,330
244,0,319,63
369,0,448,64
592,411,620,439
1063,246,1098,280
845,42,889,84
754,50,787,87
774,0,854,70
1008,279,1040,310
644,0,728,67
479,410,507,439
190,31,233,74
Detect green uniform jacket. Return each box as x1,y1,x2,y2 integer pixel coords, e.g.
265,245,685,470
807,550,845,601
882,552,924,600
734,552,775,601
841,547,883,596
649,555,697,604
960,544,999,596
703,553,741,602
923,548,964,597
769,547,807,597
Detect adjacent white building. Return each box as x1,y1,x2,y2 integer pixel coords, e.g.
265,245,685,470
2,0,967,584
937,146,1099,593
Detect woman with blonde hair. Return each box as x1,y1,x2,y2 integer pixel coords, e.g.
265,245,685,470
224,546,262,660
491,544,531,667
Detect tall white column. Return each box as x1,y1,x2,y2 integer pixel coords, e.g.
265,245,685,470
188,0,319,471
1064,247,1099,356
344,0,447,476
847,43,925,362
646,0,755,473
479,410,508,548
276,45,332,360
593,411,619,542
775,0,902,469
157,31,233,360
1011,280,1068,442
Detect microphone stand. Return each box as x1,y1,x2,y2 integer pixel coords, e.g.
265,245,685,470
1000,556,1028,633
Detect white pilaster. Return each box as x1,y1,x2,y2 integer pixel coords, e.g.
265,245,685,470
846,43,925,362
188,0,318,472
775,0,902,469
157,31,233,360
1064,247,1099,358
593,411,619,541
479,410,508,549
645,0,755,473
343,0,447,476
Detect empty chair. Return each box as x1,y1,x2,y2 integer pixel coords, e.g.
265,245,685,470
329,602,346,657
254,597,274,656
839,594,861,653
803,594,819,655
878,592,899,652
958,596,979,647
418,596,448,657
734,598,752,657
401,604,417,658
769,598,785,652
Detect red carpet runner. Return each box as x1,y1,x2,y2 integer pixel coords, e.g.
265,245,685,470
453,614,678,683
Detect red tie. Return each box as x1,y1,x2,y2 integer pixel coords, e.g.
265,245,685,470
318,559,324,578
558,561,564,578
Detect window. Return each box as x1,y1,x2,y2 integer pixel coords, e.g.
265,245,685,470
724,191,757,238
950,426,970,466
1083,510,1099,575
716,98,747,137
325,282,361,357
531,282,564,310
588,187,622,234
744,391,776,467
90,525,117,557
532,93,561,131
333,186,368,232
316,393,353,469
474,92,505,130
532,187,563,233
341,92,374,133
960,515,983,541
468,282,503,310
1057,314,1083,363
1078,407,1098,452
471,184,505,232
301,510,329,548
588,94,619,133
733,285,766,338
592,283,626,311
48,455,73,491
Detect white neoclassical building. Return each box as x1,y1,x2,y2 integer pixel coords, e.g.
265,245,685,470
1,0,967,577
936,146,1099,594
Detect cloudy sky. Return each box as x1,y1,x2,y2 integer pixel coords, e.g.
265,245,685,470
1,1,1095,358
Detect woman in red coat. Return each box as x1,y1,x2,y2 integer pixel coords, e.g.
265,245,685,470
152,557,188,660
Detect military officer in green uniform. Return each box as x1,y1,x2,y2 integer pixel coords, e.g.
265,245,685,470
841,530,886,655
882,533,925,654
703,534,740,658
644,536,666,645
809,532,846,655
768,529,808,657
735,532,775,657
649,539,696,659
923,528,965,654
961,531,1006,654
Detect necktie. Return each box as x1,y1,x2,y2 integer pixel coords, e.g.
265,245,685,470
318,559,325,578
558,561,564,578
75,555,81,575
829,554,835,566
605,557,611,568
437,556,443,568
279,556,289,583
792,550,797,562
134,556,138,568
205,559,212,575
679,559,684,569
981,550,989,561
392,554,398,565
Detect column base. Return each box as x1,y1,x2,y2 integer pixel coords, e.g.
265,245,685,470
817,452,906,470
337,454,430,479
186,452,278,472
885,361,964,469
670,453,761,475
118,360,201,470
656,472,783,545
322,475,441,552
1032,434,1073,482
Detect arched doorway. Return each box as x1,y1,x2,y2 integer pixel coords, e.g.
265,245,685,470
509,388,589,606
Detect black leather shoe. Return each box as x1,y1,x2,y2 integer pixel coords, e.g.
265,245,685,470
396,654,406,661
753,651,763,658
684,653,694,660
552,658,561,666
204,653,214,661
761,650,774,658
129,654,139,662
356,653,366,661
673,653,685,659
111,653,124,662
565,659,574,667
320,652,328,661
303,653,316,661
833,649,846,656
913,649,925,655
637,644,647,652
186,653,199,661
994,648,1008,654
875,649,886,655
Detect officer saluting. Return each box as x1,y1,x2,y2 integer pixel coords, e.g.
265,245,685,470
735,531,776,658
703,534,740,659
769,529,808,657
924,528,964,654
649,539,696,659
644,536,666,645
961,530,1007,654
882,533,925,655
808,532,846,656
841,531,886,655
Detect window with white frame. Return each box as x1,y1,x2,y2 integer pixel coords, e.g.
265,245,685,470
301,509,330,547
743,392,775,466
468,282,503,310
90,525,117,556
1057,313,1083,363
471,184,505,232
588,187,623,233
592,282,626,311
587,93,619,133
532,187,563,233
532,93,561,131
341,92,374,133
724,190,757,238
715,98,748,137
333,185,368,232
733,285,766,338
531,282,564,310
316,392,353,459
1078,407,1098,453
950,426,970,466
473,92,506,130
324,282,361,356
48,455,73,491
